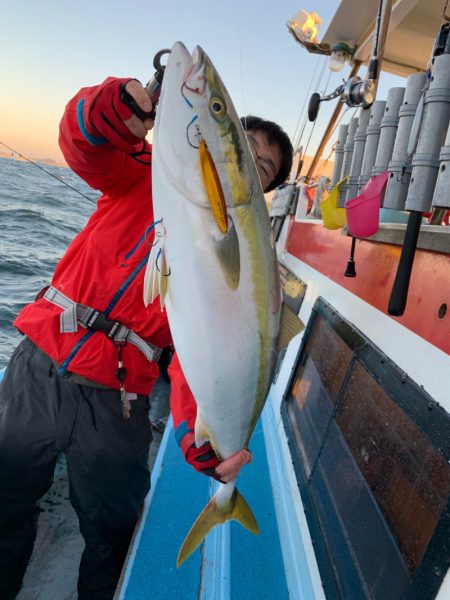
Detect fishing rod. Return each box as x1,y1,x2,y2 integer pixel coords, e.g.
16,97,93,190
388,10,450,316
0,140,96,204
307,0,392,122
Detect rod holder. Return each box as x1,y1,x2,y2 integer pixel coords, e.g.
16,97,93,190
387,210,422,316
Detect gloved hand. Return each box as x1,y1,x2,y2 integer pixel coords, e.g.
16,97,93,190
179,428,252,483
83,77,154,155
180,430,221,480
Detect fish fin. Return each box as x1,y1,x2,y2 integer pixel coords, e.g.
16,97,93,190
214,217,240,290
194,414,210,447
177,487,258,567
277,302,305,352
143,243,160,307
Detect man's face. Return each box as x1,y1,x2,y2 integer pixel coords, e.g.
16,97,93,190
246,130,282,192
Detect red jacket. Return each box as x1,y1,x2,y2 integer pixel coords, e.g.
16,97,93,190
14,75,197,431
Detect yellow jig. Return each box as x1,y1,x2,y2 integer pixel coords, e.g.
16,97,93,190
199,139,228,234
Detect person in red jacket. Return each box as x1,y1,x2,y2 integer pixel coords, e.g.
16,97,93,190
0,77,293,599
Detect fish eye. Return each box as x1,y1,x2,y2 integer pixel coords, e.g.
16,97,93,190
210,97,226,117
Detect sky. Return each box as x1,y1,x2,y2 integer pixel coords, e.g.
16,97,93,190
0,0,405,164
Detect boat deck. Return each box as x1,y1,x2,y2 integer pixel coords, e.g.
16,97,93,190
116,413,290,600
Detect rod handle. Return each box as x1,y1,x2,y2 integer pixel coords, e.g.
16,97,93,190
388,210,422,316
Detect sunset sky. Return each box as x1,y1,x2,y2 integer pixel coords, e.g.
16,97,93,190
1,0,403,163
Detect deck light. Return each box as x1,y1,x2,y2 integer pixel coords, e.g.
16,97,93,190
329,42,355,72
287,10,323,44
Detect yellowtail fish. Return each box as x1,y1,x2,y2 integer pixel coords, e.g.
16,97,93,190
143,41,302,566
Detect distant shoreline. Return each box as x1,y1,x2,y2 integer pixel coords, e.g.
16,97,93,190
0,152,67,169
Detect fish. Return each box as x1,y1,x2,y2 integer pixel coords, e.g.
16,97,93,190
143,41,303,566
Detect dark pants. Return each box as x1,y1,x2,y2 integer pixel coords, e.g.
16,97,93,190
0,338,152,599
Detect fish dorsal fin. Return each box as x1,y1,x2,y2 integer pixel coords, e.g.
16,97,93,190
277,302,305,353
194,413,210,447
213,217,240,290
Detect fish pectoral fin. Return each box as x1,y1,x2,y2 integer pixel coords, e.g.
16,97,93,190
194,414,210,447
214,217,240,290
277,301,306,352
177,488,258,567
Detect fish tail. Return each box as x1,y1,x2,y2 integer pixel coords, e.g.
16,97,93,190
177,487,258,567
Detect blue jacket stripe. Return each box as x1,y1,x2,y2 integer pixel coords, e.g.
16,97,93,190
104,253,149,316
77,99,106,146
59,330,95,375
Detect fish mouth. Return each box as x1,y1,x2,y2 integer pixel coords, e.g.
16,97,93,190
184,45,207,95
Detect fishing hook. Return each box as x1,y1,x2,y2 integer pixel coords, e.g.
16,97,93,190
155,248,171,276
181,83,203,148
142,219,163,247
186,115,202,149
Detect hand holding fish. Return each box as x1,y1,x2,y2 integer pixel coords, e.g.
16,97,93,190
180,430,252,483
121,79,155,138
180,430,220,478
215,449,253,483
82,77,153,154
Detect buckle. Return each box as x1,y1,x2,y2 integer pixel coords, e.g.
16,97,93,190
83,311,120,337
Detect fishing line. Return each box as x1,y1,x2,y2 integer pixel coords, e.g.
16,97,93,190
315,105,354,178
235,0,247,128
0,140,96,204
301,69,333,162
444,0,450,20
293,56,328,151
291,54,323,148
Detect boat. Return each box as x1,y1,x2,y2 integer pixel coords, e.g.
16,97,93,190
2,2,449,598
114,1,450,599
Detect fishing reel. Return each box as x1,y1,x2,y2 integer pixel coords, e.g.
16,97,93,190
308,76,376,121
120,48,171,121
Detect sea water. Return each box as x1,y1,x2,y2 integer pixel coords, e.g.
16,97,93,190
0,157,98,368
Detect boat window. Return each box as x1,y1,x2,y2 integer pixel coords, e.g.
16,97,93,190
282,298,450,600
337,361,450,573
